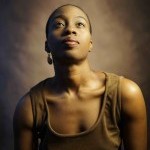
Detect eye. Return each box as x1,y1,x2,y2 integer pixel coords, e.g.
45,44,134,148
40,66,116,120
76,22,85,28
53,21,65,28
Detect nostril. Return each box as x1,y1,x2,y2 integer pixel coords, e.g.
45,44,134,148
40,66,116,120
63,29,77,36
72,31,76,35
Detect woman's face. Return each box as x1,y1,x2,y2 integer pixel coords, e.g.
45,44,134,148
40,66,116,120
47,5,93,63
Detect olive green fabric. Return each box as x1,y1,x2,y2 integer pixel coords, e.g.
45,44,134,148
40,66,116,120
30,72,122,150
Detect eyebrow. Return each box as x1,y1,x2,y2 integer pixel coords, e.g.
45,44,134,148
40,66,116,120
75,16,88,22
51,15,88,23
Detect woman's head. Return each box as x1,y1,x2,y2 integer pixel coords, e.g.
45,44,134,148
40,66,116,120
45,4,93,64
46,4,92,39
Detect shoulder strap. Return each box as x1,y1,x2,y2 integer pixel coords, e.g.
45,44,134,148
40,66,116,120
29,79,48,138
105,72,122,125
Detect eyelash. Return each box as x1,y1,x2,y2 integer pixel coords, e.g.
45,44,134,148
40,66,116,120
76,22,85,28
54,22,65,28
53,21,85,29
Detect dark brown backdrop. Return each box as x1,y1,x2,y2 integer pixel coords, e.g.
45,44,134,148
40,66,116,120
0,0,149,149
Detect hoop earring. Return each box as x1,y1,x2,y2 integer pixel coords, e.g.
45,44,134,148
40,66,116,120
47,53,52,65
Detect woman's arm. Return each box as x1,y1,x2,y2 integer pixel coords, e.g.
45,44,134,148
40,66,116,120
13,93,38,150
121,78,147,150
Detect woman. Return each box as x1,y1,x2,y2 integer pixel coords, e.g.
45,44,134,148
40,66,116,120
13,4,147,150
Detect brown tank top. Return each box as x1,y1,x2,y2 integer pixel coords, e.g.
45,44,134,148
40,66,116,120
30,72,123,150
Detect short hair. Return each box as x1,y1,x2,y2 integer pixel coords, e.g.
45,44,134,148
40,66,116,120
45,4,92,39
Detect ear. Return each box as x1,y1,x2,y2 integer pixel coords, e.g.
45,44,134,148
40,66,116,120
45,41,50,53
89,40,93,52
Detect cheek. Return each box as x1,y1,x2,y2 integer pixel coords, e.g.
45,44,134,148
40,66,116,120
47,33,59,49
48,31,57,41
80,34,91,49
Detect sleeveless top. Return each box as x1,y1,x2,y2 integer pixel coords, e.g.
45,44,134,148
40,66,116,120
29,72,123,150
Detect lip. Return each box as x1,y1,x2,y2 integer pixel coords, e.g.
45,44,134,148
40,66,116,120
62,38,79,45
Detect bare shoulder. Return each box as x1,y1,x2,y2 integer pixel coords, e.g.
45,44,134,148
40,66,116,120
121,77,143,100
13,94,38,149
13,93,33,129
120,78,147,150
120,77,146,119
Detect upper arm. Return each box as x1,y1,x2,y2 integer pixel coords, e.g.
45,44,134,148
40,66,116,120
13,93,38,150
120,78,147,150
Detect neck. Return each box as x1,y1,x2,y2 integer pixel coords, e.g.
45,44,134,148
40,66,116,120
53,59,94,92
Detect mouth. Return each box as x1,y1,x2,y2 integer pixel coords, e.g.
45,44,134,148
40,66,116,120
62,38,79,47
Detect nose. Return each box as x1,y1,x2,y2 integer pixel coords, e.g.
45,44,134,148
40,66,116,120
63,25,77,36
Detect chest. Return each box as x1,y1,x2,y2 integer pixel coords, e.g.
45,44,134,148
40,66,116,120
46,92,104,135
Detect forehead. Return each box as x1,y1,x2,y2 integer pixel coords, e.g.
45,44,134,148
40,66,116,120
51,5,89,21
